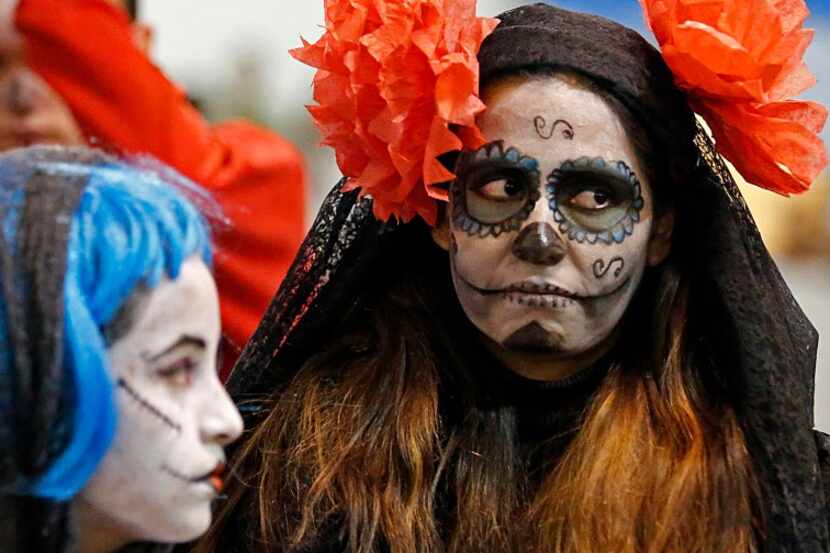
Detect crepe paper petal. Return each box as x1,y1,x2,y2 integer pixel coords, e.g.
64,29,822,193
697,98,829,194
291,0,499,223
424,116,462,194
641,0,828,195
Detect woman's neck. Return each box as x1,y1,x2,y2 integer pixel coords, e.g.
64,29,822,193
483,332,616,382
73,498,133,553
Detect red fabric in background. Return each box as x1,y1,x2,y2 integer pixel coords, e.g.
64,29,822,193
16,0,307,378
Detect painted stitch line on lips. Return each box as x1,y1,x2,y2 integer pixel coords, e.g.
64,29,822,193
506,292,573,309
502,281,578,298
450,252,632,303
456,271,633,302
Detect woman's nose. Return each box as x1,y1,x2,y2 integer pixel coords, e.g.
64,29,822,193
6,70,44,115
512,221,566,265
199,387,243,447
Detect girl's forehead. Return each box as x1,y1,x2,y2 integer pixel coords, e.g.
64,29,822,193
107,257,220,361
477,77,646,186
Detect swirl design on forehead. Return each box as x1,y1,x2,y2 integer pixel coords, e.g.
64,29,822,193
452,141,541,238
533,116,574,140
546,157,644,245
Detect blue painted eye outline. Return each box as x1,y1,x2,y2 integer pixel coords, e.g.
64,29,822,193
451,141,541,238
546,157,645,245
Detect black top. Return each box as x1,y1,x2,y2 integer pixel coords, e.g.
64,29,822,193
482,347,609,440
442,305,611,480
489,356,609,477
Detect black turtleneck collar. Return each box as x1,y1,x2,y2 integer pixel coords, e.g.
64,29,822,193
429,280,614,475
483,349,612,445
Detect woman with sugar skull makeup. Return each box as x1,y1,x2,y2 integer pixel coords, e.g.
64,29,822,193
0,145,243,553
199,1,830,552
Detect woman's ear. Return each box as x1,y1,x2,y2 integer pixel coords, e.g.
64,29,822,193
647,209,674,266
431,219,451,251
431,200,451,251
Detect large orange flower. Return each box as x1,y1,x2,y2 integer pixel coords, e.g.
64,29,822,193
641,0,828,195
291,0,498,223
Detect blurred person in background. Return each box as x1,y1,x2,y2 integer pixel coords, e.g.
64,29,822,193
0,2,82,149
0,0,307,375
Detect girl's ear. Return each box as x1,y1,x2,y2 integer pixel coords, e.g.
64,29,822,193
647,209,674,266
431,221,451,251
431,200,451,251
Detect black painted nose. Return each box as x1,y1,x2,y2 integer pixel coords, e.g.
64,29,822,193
512,222,566,265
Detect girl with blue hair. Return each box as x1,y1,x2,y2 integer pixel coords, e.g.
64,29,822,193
0,145,243,553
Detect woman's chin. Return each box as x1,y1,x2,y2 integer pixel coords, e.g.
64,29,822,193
139,505,212,545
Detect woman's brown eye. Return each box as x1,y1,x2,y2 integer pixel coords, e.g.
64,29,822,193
475,178,524,201
464,170,531,224
569,189,613,210
158,357,197,387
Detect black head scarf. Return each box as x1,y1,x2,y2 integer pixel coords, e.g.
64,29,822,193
0,146,174,553
228,4,829,551
0,146,97,553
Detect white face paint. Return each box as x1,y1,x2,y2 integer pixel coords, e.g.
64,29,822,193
76,256,243,545
444,75,668,361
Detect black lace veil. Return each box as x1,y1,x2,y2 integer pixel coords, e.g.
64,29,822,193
228,4,828,551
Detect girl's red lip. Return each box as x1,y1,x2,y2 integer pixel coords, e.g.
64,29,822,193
161,461,227,492
206,463,226,493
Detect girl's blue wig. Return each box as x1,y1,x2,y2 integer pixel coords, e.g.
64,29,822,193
0,148,213,501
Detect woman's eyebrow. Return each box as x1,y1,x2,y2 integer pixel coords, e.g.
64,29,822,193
467,142,539,170
143,335,206,362
554,158,636,178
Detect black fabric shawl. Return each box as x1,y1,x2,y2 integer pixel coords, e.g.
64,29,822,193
0,147,89,553
227,4,830,552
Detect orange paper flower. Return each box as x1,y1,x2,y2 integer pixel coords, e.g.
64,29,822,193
641,0,828,195
291,0,498,223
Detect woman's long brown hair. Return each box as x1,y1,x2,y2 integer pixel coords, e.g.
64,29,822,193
196,72,761,553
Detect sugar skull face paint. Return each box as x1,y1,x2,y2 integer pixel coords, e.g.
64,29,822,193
75,257,243,545
441,74,671,361
452,141,541,237
547,157,645,245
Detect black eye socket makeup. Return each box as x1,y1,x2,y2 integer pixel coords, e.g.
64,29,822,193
546,157,644,244
452,141,541,237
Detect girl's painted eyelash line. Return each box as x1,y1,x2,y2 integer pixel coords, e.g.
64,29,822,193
546,157,644,244
453,141,541,237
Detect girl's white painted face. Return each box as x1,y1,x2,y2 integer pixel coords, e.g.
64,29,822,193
77,256,243,544
437,75,672,357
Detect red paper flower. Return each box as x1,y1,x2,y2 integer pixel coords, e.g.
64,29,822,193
641,0,828,195
291,0,498,223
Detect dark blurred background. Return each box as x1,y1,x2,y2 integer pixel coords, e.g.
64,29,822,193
141,0,830,430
